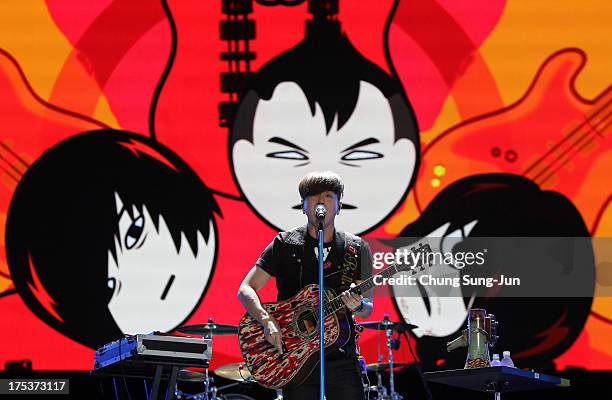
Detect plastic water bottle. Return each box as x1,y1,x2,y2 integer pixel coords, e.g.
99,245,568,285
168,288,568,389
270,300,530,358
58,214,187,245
501,351,515,367
490,353,502,366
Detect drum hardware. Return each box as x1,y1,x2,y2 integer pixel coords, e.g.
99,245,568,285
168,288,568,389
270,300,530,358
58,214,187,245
175,361,281,400
176,317,239,337
175,364,236,399
366,363,409,372
214,363,256,383
359,315,418,400
178,369,206,382
359,320,418,332
174,316,281,399
212,363,282,399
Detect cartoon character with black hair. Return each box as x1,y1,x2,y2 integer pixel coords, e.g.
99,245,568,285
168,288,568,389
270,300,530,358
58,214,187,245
229,22,419,235
392,173,594,369
5,130,219,348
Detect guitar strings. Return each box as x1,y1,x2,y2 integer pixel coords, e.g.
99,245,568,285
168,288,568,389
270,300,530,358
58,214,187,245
523,96,610,176
523,95,611,179
293,252,430,327
291,272,385,328
532,109,611,184
292,282,367,327
0,161,20,183
537,113,612,186
292,262,411,327
0,141,30,183
1,141,29,169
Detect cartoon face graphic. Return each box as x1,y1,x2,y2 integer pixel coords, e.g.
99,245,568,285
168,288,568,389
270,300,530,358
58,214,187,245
107,194,216,334
232,81,417,234
6,130,220,348
390,173,594,368
393,220,478,338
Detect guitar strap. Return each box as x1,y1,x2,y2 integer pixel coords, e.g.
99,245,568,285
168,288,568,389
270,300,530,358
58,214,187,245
339,232,364,357
339,231,361,291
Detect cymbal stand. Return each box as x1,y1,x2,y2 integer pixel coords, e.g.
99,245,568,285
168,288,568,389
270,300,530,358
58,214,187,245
175,368,221,400
373,357,389,399
384,319,403,400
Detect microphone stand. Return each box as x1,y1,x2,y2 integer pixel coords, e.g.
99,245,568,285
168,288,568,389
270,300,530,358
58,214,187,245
317,218,325,400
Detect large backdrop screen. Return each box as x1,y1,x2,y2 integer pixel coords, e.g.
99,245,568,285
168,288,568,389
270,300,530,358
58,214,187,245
0,0,610,371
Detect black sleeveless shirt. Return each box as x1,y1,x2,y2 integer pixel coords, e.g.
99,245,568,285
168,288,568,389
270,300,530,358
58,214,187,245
256,225,373,359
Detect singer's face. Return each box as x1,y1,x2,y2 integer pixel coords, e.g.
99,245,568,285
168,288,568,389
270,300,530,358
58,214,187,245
302,191,340,229
231,81,417,234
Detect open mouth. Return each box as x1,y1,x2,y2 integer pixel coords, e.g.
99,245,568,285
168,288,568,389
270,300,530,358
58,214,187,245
291,203,357,209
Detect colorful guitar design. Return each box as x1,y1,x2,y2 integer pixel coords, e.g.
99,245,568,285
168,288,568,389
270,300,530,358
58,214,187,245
237,241,431,389
415,48,611,231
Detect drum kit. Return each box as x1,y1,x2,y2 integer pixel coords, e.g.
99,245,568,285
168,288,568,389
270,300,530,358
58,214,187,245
359,316,417,400
172,316,416,400
172,320,280,400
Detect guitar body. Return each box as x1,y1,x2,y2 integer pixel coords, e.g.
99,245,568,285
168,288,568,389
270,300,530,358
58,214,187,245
415,48,611,230
238,284,351,389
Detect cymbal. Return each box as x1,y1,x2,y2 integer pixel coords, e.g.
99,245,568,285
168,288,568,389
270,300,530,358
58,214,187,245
178,369,205,382
366,362,409,372
214,363,254,382
359,320,417,331
176,323,238,336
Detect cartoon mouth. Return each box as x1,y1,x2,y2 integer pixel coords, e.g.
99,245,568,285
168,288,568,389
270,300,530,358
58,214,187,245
291,203,357,209
161,274,175,300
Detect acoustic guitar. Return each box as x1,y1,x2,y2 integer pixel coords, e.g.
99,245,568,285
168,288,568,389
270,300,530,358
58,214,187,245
237,242,431,389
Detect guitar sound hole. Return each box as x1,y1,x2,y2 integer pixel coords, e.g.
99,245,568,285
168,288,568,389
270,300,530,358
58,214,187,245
295,309,318,338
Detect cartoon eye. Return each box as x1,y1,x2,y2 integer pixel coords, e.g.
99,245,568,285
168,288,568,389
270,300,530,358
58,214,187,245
266,151,309,160
341,150,383,161
125,215,144,249
107,277,121,295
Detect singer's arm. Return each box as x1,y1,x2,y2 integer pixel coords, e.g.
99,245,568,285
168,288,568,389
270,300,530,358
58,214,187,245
237,266,284,353
237,266,272,324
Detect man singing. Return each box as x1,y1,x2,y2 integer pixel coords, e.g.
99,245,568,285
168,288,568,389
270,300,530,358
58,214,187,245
238,171,373,399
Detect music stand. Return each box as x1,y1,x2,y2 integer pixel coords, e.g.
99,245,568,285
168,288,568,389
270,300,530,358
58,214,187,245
424,366,570,400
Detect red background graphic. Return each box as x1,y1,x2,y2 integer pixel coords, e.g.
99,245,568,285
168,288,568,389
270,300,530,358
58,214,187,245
0,0,610,372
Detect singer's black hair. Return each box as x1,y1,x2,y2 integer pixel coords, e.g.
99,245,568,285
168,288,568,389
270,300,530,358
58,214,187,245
5,130,219,348
298,171,344,199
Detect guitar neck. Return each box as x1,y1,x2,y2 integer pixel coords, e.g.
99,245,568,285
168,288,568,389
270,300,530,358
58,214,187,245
323,243,431,316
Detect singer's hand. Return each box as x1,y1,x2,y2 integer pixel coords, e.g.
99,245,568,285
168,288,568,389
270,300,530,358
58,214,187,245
262,316,283,354
341,283,363,312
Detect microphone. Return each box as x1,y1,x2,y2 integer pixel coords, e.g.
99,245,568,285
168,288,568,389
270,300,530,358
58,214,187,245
315,203,327,221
